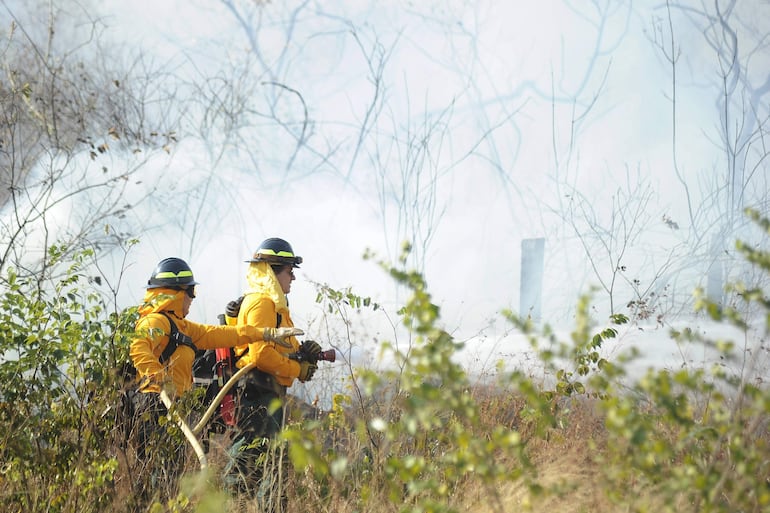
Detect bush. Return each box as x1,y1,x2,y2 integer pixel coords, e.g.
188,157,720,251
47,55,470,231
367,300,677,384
0,247,136,513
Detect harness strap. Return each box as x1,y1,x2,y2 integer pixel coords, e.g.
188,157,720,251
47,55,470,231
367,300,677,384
157,312,197,364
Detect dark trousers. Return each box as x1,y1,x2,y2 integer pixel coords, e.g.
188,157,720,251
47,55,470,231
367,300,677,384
128,391,186,508
224,384,287,512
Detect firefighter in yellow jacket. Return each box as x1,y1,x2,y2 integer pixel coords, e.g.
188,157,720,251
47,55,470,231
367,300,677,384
224,238,320,509
128,256,302,507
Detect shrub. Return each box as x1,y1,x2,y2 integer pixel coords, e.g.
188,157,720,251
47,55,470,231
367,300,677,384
0,248,135,513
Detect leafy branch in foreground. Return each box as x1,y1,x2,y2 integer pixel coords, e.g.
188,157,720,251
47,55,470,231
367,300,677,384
0,247,137,513
595,208,770,513
284,247,535,513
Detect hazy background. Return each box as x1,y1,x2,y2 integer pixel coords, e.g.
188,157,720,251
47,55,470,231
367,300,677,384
2,0,768,391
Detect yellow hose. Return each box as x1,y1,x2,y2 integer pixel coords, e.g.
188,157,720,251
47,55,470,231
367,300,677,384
192,362,256,435
158,389,208,469
157,361,257,470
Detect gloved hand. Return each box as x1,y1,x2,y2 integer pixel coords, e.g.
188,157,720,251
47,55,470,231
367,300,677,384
225,296,244,318
297,360,317,382
263,327,304,348
299,340,322,360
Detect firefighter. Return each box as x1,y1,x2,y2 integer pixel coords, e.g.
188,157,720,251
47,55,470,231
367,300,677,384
127,256,303,508
223,238,320,511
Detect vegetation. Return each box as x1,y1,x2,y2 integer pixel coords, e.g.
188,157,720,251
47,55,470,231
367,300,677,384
0,209,767,513
1,5,768,510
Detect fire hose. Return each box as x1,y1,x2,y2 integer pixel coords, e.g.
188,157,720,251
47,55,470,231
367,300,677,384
159,361,257,469
158,348,336,470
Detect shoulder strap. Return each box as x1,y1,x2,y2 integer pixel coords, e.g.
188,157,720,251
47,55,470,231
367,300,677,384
157,312,197,364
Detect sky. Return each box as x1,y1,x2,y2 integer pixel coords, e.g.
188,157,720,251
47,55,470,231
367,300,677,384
43,0,768,392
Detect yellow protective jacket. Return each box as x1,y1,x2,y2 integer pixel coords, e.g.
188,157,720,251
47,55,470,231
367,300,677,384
130,287,270,395
234,262,302,387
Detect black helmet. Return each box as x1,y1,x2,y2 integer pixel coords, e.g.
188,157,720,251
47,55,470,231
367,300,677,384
146,257,199,289
247,237,302,268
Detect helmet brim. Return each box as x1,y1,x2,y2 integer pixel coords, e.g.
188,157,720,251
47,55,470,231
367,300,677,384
245,256,302,268
145,280,200,290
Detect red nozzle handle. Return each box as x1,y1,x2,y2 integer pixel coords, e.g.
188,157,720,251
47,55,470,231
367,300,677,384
318,349,336,362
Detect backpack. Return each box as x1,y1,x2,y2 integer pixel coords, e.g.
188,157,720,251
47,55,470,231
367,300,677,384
192,294,250,389
191,294,244,390
191,296,246,431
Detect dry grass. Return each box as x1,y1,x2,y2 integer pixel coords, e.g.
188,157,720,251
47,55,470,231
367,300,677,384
173,395,615,513
47,382,768,513
451,394,612,513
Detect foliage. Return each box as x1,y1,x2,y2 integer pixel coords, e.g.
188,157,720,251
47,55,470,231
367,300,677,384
285,248,536,513
284,209,770,513
1,210,769,513
0,247,137,513
0,2,180,286
590,208,770,512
